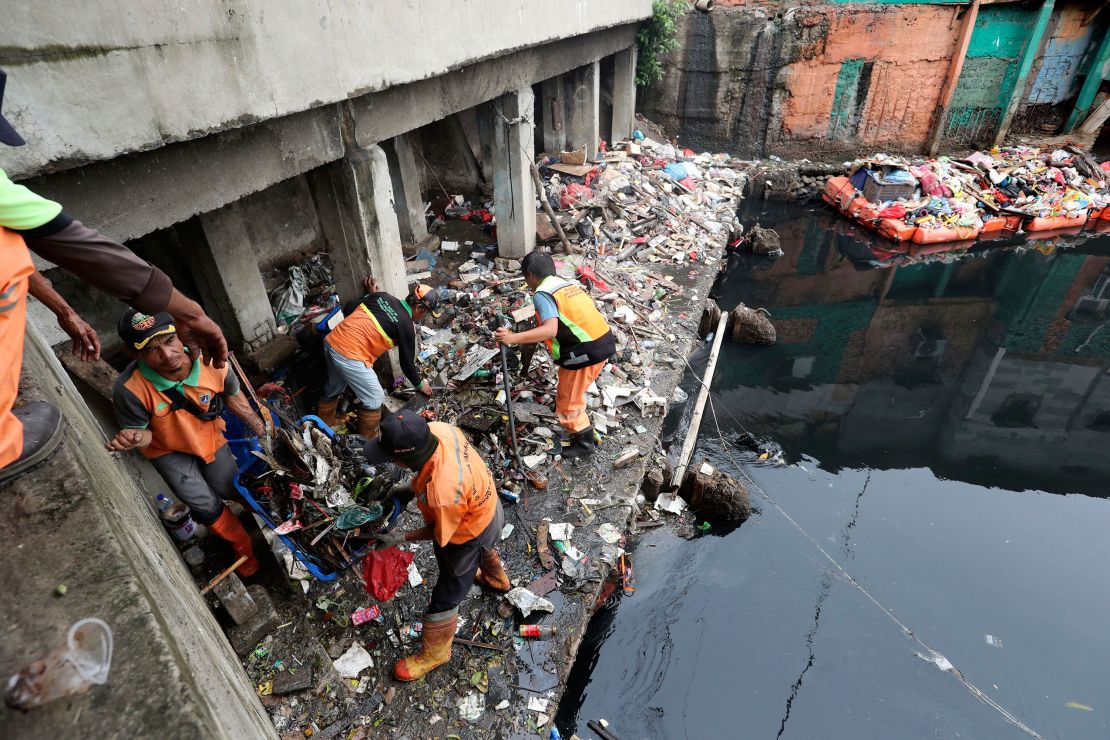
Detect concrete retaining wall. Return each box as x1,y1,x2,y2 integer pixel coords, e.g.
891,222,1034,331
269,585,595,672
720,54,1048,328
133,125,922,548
1,0,652,179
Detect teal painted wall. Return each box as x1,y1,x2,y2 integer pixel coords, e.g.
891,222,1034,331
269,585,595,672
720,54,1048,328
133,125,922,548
943,4,1038,146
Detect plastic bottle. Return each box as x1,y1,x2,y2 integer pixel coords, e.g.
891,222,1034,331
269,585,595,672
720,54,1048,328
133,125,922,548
155,493,173,513
519,624,557,638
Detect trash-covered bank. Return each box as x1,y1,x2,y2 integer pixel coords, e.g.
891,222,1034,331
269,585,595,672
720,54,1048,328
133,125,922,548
172,121,772,739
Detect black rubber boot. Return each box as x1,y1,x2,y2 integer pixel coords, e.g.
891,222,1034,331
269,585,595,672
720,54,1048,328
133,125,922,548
0,402,64,488
561,426,597,460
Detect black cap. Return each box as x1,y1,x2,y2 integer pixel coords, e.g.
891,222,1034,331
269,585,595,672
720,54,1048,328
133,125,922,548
0,70,25,147
410,284,442,318
363,409,438,466
118,308,176,351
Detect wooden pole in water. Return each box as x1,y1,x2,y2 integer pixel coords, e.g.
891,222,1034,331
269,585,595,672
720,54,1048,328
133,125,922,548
672,312,729,487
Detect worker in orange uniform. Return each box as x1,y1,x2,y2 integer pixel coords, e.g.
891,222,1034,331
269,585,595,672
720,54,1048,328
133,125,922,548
316,277,440,439
108,309,264,576
495,251,615,459
367,409,510,681
0,69,227,488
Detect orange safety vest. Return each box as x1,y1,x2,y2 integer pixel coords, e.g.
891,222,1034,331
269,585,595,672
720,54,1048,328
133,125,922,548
536,275,616,368
0,227,34,468
325,304,394,367
121,359,230,463
411,422,497,546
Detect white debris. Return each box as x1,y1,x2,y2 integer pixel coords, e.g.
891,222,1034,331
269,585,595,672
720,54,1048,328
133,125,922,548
655,492,687,514
501,523,515,540
333,642,374,678
407,562,423,587
528,696,550,712
457,692,485,721
505,587,555,617
547,522,575,542
597,523,622,544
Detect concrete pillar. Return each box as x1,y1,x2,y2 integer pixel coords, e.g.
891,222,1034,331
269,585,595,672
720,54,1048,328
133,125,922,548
611,48,638,142
310,143,407,304
541,75,566,154
383,134,428,245
193,205,277,353
489,88,536,259
565,61,600,159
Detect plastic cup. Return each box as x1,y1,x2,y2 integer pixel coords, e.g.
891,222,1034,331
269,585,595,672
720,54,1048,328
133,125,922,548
5,618,113,709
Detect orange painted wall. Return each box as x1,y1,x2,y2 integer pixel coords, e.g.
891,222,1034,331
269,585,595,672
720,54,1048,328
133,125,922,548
777,5,963,150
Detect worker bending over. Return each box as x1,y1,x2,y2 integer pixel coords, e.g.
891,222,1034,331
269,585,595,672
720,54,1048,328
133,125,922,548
495,251,615,459
317,277,440,439
368,410,510,681
108,310,263,576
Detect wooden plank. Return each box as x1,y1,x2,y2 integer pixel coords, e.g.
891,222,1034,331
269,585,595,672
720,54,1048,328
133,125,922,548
671,312,729,487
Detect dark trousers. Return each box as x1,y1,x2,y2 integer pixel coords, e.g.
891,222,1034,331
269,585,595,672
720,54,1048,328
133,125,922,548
426,501,504,614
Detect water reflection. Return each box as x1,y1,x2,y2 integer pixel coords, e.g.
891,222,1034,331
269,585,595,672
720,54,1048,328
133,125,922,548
719,201,1110,497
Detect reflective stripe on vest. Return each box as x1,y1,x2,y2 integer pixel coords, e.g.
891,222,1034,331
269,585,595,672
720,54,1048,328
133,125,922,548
359,303,395,349
536,275,614,366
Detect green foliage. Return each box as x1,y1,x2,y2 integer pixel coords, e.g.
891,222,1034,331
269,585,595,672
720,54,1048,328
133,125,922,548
636,0,687,87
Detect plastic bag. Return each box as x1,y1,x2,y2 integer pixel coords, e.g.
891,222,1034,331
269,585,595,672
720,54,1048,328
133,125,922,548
362,546,415,602
272,266,306,326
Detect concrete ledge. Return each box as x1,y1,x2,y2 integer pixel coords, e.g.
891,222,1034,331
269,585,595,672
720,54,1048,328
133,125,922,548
0,326,274,739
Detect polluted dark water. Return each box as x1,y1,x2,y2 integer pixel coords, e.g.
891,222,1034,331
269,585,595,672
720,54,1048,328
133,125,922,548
557,202,1110,739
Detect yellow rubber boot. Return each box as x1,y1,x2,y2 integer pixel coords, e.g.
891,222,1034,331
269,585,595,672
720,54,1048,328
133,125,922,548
394,609,457,682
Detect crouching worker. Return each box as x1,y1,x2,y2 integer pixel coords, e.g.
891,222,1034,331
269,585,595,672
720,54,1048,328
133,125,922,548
367,410,510,681
494,251,616,459
316,278,440,439
107,309,263,576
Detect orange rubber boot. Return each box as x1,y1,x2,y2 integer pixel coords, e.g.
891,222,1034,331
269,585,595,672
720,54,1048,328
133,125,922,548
210,506,260,576
356,406,382,439
394,609,457,682
474,549,510,592
316,398,339,429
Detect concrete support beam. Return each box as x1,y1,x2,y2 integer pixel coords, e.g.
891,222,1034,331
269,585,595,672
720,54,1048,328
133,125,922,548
193,206,278,354
1064,27,1110,133
565,62,601,159
611,47,638,142
993,0,1056,147
489,89,537,259
350,25,637,153
541,75,567,154
312,144,407,304
927,0,980,156
384,134,428,245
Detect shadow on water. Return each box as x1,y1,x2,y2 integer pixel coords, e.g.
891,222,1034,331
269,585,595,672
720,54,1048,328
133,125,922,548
557,201,1110,739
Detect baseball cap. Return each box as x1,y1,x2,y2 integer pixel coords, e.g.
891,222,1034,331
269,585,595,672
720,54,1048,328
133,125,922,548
410,284,442,318
0,70,26,147
118,309,176,350
363,409,438,465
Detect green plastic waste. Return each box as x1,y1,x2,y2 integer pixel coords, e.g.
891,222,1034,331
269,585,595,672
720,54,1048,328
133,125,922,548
336,503,383,530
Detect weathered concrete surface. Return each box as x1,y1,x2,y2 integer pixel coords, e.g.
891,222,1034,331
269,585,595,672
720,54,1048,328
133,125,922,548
490,87,537,259
0,324,274,739
2,1,652,179
640,3,963,159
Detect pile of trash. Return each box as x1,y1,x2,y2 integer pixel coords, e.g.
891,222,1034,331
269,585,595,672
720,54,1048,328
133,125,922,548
223,128,759,737
240,420,408,579
823,145,1110,247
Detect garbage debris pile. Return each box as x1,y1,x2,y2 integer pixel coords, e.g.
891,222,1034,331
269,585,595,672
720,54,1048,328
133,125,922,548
225,128,760,737
823,145,1110,247
533,132,748,263
268,255,339,331
241,421,407,579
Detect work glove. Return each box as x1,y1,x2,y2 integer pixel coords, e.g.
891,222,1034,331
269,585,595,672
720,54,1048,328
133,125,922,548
375,529,406,548
390,484,415,509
